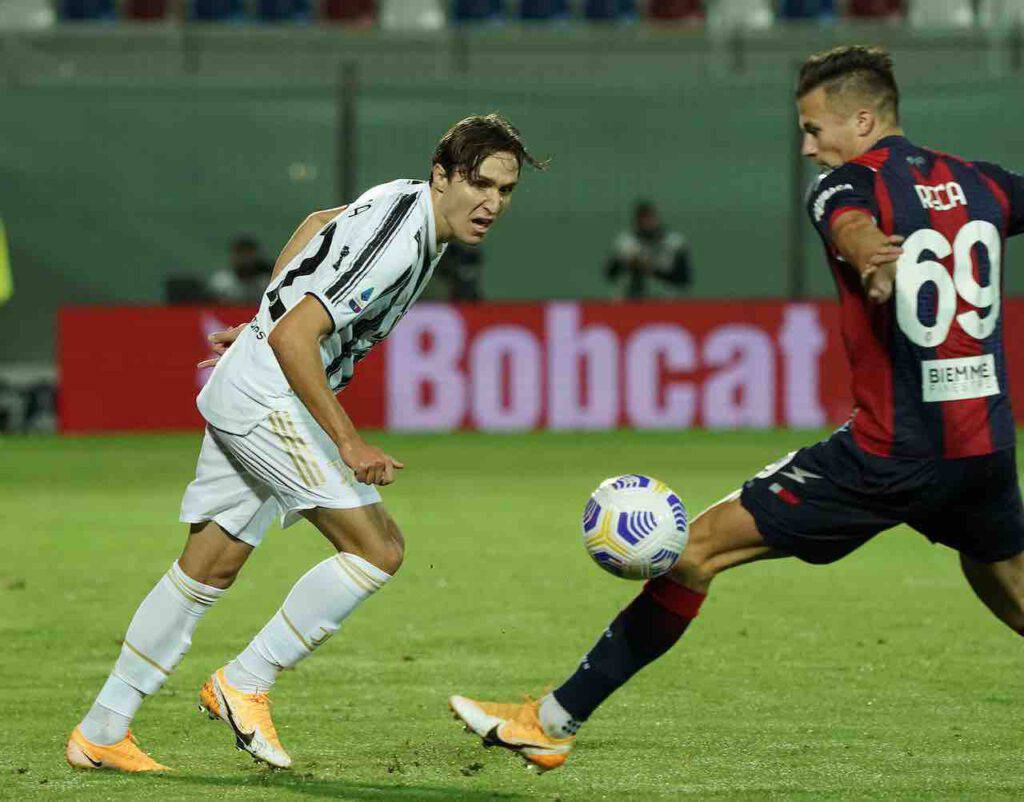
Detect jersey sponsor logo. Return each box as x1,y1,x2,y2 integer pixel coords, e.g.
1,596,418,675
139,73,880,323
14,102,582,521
348,298,363,313
915,181,967,212
813,184,854,222
348,203,372,217
360,287,374,302
921,354,999,402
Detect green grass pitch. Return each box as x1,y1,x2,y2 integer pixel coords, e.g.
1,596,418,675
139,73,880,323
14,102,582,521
3,430,1024,800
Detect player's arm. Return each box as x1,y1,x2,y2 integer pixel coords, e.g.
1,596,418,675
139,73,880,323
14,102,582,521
266,295,403,486
197,206,350,367
830,211,905,304
271,206,349,280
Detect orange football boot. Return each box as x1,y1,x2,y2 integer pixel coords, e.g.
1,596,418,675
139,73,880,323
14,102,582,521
65,727,170,772
449,695,574,773
199,668,292,768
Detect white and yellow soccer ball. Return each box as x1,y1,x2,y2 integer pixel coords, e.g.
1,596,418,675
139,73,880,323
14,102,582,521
581,474,688,580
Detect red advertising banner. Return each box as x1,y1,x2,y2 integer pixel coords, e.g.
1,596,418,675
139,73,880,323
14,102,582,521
58,301,1024,434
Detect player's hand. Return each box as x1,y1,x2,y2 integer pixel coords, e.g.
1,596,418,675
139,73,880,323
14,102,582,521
197,323,248,368
339,438,405,486
861,235,905,305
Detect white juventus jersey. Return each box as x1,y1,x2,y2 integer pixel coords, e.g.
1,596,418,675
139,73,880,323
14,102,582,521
198,179,445,435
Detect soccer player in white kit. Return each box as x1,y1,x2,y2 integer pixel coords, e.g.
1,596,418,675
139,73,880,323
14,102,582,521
66,114,542,772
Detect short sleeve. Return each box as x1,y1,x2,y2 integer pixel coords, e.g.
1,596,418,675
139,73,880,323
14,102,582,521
806,164,878,245
976,161,1024,238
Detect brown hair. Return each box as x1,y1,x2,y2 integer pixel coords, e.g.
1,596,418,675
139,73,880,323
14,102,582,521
797,45,899,122
431,113,546,184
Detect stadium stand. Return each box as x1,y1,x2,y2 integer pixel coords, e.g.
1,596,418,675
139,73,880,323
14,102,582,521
519,0,571,21
584,0,637,21
0,0,55,28
256,0,312,22
779,0,835,20
908,0,974,28
452,0,504,22
125,0,170,20
706,0,773,33
647,0,704,21
380,0,444,30
58,0,116,20
192,0,245,20
846,0,904,18
323,0,377,23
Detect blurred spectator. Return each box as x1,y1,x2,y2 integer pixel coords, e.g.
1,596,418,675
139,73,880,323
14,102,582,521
324,0,376,24
780,0,835,20
706,0,773,35
192,0,245,20
381,0,444,29
585,0,637,20
435,242,484,301
648,0,704,21
452,0,504,22
258,0,312,21
606,201,691,301
846,0,904,18
125,0,170,19
908,0,973,28
207,236,273,305
520,0,570,20
58,0,115,20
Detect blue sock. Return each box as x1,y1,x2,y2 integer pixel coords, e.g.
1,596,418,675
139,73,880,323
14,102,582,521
553,576,706,722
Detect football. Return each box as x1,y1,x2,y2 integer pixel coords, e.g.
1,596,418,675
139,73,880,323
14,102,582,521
581,474,689,580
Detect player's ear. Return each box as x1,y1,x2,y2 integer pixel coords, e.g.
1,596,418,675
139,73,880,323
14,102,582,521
855,108,876,137
431,163,449,191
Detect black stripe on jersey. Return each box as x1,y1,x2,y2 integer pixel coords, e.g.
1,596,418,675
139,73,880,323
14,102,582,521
325,193,419,304
323,196,400,303
266,222,337,322
405,232,433,300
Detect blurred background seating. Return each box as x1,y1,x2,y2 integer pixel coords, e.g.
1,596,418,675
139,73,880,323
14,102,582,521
584,0,638,22
519,0,571,22
256,0,313,22
324,0,377,24
58,0,116,20
452,0,504,23
647,0,704,22
191,0,245,21
908,0,974,28
779,0,835,21
0,0,56,29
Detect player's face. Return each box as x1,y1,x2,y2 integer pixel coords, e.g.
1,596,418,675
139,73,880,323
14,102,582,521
797,87,864,169
433,151,520,245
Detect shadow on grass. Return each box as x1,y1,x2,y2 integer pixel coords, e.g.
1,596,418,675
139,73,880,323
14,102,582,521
149,770,531,800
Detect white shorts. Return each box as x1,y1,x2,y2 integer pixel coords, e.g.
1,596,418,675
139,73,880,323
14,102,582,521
179,402,381,548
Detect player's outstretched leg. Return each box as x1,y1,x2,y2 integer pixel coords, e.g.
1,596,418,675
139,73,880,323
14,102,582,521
68,522,251,772
200,503,402,769
959,551,1024,634
450,493,778,772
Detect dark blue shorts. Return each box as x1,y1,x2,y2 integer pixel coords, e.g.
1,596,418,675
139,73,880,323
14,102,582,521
739,425,1024,565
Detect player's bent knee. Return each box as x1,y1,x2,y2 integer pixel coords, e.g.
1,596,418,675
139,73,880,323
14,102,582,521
374,520,405,576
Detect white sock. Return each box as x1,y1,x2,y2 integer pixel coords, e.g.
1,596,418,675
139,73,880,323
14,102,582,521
539,693,582,739
79,561,224,745
224,552,390,694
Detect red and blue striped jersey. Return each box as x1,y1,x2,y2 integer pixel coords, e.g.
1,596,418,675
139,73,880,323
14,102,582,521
808,135,1024,459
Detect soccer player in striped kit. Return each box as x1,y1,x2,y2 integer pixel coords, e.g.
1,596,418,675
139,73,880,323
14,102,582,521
451,47,1024,772
67,114,542,772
